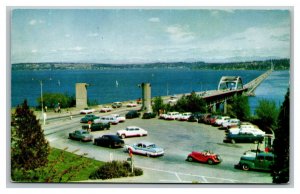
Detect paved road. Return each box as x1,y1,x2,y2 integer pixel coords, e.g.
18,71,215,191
42,108,272,184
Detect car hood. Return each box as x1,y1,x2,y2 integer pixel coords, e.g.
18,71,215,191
151,147,164,152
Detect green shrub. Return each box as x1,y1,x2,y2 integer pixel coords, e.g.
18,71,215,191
89,160,143,180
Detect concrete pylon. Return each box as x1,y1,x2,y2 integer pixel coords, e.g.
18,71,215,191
76,83,89,108
141,83,152,113
223,99,227,114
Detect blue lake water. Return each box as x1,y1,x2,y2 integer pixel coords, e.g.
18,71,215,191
11,69,290,114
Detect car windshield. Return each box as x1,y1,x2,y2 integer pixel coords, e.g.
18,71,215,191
147,144,156,148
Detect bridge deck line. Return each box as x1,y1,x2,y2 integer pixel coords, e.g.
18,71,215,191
244,69,272,94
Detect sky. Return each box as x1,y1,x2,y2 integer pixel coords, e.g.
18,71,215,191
11,9,291,64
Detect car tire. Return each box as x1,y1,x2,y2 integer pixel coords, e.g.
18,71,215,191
207,159,213,165
242,164,250,171
121,134,126,139
187,156,193,162
146,153,150,157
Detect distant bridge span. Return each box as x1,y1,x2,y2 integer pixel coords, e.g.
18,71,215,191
201,70,272,113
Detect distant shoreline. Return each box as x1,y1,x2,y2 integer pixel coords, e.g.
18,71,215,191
11,59,290,71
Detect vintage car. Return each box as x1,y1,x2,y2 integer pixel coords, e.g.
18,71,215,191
214,116,231,126
164,112,180,120
125,141,164,157
125,110,140,119
82,122,110,131
112,102,122,108
94,114,125,125
186,150,222,165
227,126,266,136
223,132,264,144
187,112,204,122
69,130,93,142
177,112,192,121
110,114,126,123
235,152,274,171
99,106,113,113
222,118,241,129
207,115,220,125
142,112,156,119
159,113,168,119
79,108,95,114
94,134,125,148
116,126,148,139
197,113,211,123
126,101,138,107
80,114,100,123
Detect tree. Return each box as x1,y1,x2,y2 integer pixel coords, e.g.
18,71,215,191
152,96,165,114
37,93,75,109
172,91,207,113
254,99,279,132
272,88,289,183
227,95,251,121
11,100,50,173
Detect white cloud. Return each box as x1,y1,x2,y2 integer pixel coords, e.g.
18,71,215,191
69,46,85,51
87,33,99,37
65,34,71,38
195,24,290,61
210,9,235,17
31,49,37,53
29,19,45,25
166,25,195,43
148,17,160,22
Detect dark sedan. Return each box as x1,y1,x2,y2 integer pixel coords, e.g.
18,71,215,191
94,134,125,148
223,132,264,144
142,112,156,119
80,114,100,123
69,130,93,142
125,110,140,119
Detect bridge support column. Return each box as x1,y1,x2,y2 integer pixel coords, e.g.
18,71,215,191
223,100,227,114
212,103,217,112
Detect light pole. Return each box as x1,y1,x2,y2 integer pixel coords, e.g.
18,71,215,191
40,80,44,115
39,80,46,125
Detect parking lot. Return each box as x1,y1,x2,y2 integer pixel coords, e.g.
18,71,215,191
43,108,272,184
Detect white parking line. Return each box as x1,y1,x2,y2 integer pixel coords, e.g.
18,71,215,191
137,166,239,183
175,173,182,182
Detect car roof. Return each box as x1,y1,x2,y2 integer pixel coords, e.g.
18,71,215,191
77,129,88,133
103,134,120,138
126,126,140,128
135,141,155,146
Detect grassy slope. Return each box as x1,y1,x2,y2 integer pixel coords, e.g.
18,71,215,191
47,148,104,182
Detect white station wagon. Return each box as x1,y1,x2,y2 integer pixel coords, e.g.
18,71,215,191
116,126,148,139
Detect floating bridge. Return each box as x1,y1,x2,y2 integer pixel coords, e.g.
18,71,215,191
202,69,272,113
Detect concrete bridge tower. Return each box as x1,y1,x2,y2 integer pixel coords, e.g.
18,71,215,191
140,83,152,113
76,83,89,108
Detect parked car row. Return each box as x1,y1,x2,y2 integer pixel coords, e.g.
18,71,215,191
68,128,222,163
79,100,140,115
70,115,273,172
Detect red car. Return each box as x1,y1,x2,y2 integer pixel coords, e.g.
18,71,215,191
187,150,222,165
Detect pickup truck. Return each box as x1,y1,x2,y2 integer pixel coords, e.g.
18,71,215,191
235,152,274,171
82,122,110,132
